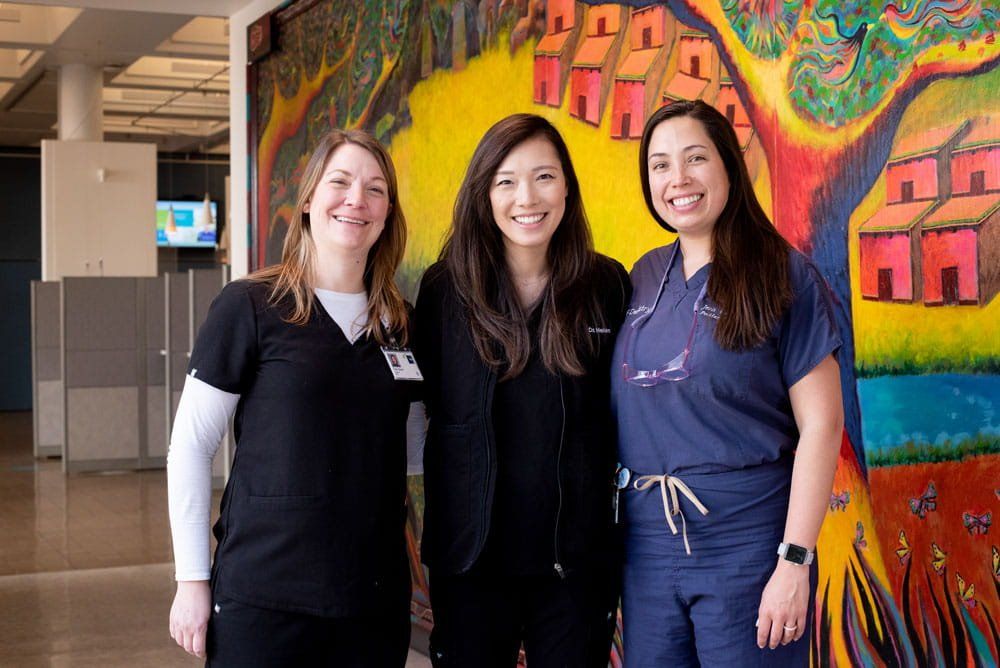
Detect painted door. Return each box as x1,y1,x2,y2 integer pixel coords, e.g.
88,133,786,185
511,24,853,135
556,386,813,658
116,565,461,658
642,27,652,49
942,266,960,305
901,181,914,202
621,112,631,138
690,55,700,77
578,95,587,121
878,268,893,301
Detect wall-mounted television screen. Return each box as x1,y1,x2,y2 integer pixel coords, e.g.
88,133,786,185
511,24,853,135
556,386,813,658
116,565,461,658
156,199,217,248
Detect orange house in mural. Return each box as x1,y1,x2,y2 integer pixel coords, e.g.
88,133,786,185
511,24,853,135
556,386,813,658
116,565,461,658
569,4,626,126
885,122,969,203
609,5,670,139
533,0,582,107
860,116,999,306
951,115,1000,196
859,201,935,302
715,73,753,151
921,195,1000,306
662,30,717,104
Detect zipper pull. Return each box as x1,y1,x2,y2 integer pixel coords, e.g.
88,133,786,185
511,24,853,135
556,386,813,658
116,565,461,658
554,562,566,579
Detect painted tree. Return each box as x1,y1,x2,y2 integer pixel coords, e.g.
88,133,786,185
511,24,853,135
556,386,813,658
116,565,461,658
614,0,1000,472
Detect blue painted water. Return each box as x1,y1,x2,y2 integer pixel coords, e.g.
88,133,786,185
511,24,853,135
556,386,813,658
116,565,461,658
857,374,998,451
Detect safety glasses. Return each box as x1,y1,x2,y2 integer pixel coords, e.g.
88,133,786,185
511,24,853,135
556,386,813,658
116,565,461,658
621,246,707,387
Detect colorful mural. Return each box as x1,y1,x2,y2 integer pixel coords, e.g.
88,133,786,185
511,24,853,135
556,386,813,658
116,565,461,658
249,1,1000,664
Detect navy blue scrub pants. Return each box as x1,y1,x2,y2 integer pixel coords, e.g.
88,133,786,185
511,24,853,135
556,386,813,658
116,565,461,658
621,460,815,667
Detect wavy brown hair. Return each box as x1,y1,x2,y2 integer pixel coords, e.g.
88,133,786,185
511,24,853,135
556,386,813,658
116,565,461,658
442,114,607,379
639,100,792,350
248,129,409,345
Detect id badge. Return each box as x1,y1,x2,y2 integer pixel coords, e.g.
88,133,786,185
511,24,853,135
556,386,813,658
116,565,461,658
381,347,423,381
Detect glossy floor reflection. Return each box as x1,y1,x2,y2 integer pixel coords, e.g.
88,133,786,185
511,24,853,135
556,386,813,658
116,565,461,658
0,411,431,667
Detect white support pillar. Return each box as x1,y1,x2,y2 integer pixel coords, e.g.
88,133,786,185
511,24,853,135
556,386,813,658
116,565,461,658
57,64,103,141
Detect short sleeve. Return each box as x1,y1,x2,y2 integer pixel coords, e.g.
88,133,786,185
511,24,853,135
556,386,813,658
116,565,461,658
778,256,842,388
187,281,259,394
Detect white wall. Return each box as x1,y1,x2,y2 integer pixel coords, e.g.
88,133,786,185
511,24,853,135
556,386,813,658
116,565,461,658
227,0,284,279
41,140,157,280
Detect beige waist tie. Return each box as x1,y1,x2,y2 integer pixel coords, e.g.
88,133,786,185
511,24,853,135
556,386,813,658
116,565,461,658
632,474,710,555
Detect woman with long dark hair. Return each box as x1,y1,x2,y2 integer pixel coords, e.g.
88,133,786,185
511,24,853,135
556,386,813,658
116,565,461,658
167,129,422,666
612,100,843,666
415,114,630,667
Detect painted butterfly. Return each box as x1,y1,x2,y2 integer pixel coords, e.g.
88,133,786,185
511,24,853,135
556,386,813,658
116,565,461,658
956,573,976,608
931,543,947,575
895,530,911,564
909,481,937,519
854,521,867,549
962,511,991,536
829,491,850,512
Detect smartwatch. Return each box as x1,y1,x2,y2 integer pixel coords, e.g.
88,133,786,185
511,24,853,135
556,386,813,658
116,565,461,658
777,542,815,565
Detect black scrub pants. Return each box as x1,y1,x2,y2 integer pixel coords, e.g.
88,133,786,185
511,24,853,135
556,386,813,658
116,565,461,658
205,593,411,667
427,566,619,668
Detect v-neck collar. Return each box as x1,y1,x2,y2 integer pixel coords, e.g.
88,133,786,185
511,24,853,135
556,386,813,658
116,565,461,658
664,243,711,293
312,292,369,348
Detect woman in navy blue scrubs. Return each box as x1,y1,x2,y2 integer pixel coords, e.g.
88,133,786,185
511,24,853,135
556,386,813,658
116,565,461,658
611,100,844,666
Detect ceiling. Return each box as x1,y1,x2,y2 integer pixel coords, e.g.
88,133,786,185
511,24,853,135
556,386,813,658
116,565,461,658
0,2,237,152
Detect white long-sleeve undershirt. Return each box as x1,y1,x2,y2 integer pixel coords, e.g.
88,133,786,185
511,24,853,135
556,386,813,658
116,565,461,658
167,289,426,582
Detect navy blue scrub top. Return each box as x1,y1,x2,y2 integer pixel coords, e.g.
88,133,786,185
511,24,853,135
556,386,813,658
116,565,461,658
611,242,841,476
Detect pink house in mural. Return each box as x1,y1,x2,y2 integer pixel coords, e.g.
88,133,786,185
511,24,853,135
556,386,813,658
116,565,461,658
858,201,935,301
609,5,671,139
715,73,753,151
886,122,969,203
920,195,1000,306
533,0,581,107
662,30,717,104
951,115,1000,196
569,4,626,126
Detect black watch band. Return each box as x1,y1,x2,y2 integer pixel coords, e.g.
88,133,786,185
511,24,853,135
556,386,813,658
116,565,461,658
777,542,814,565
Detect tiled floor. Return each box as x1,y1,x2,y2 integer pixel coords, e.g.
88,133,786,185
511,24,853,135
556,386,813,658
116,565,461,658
0,411,431,667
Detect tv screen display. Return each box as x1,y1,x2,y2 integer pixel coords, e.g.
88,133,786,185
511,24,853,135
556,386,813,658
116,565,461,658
156,200,217,248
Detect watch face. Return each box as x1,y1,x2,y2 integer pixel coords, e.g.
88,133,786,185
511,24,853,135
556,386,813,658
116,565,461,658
785,544,809,563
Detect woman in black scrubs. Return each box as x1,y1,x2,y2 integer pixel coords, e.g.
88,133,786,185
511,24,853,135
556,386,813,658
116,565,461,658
414,114,630,668
167,129,421,666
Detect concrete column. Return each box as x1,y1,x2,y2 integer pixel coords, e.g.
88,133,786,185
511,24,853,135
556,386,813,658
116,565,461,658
57,64,103,141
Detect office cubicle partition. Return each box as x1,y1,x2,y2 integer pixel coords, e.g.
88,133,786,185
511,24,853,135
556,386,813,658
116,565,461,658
30,281,63,458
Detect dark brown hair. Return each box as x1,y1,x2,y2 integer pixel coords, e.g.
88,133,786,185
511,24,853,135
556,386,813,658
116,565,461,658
639,100,792,350
248,129,409,345
442,114,605,379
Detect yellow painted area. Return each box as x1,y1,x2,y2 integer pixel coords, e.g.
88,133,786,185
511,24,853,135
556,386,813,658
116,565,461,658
390,35,672,281
850,67,1000,370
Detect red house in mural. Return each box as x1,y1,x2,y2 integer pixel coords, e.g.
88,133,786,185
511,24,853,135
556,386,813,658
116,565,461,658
715,73,753,151
569,4,626,126
920,195,1000,306
885,122,969,203
533,0,582,107
858,201,935,301
609,5,671,139
662,30,717,104
951,115,1000,196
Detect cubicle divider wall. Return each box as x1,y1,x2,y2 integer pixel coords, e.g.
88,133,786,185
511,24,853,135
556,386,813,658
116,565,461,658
166,267,232,483
61,277,146,473
30,281,63,458
31,268,231,482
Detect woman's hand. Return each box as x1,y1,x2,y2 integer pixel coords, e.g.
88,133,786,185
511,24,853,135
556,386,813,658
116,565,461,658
169,580,211,658
756,560,809,649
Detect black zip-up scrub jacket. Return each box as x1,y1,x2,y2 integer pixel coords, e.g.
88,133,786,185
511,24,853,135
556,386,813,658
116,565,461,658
413,256,631,576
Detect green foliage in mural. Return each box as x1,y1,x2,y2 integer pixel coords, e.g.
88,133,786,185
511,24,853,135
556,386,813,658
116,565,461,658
721,0,804,59
789,1,997,126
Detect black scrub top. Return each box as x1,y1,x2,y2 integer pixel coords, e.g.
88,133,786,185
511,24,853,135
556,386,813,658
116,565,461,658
189,280,419,617
481,305,562,575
